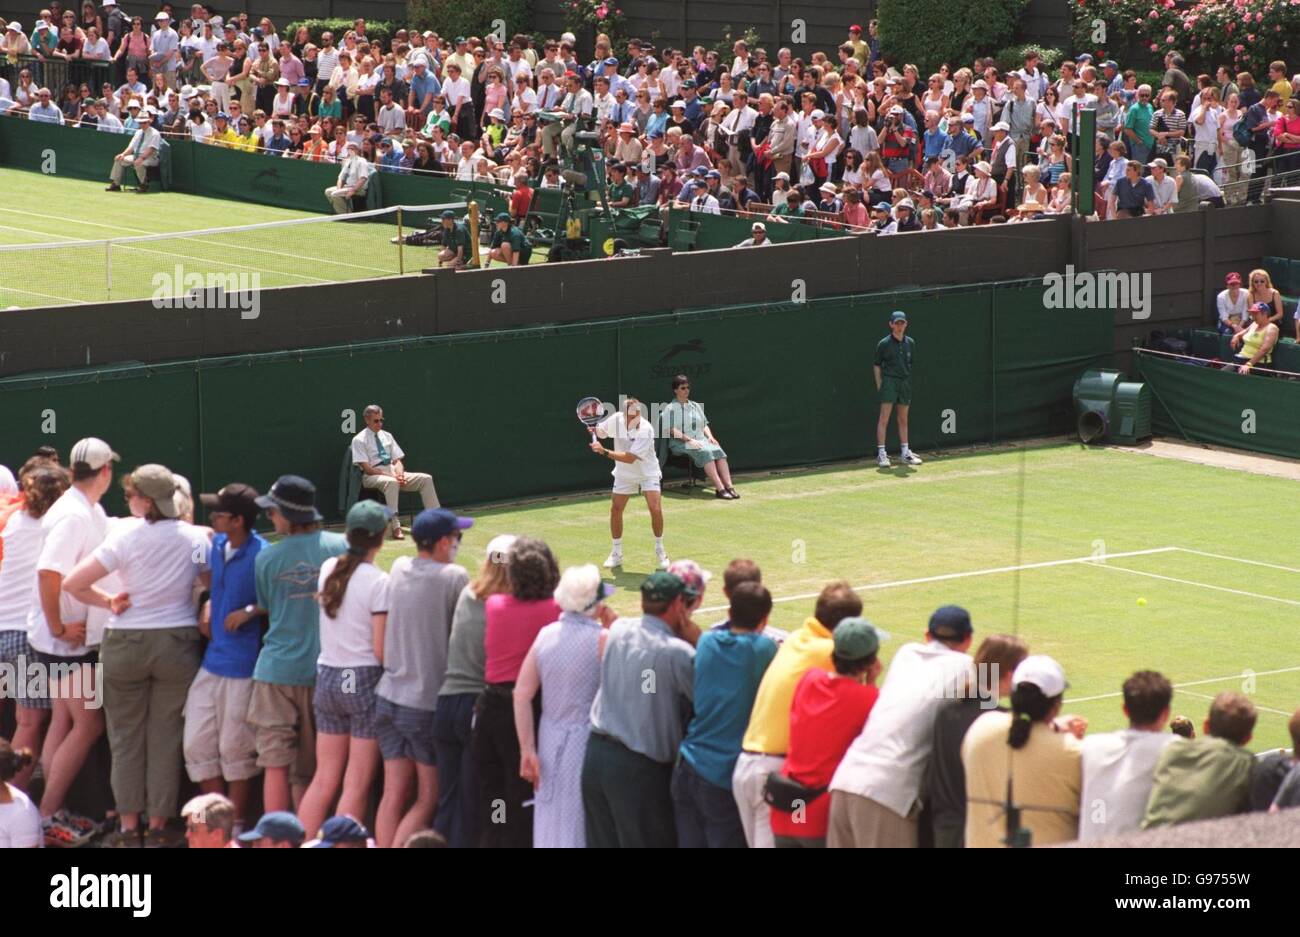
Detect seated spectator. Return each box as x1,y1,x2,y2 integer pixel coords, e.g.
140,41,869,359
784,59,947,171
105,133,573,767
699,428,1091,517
1143,691,1257,828
1228,301,1279,375
1108,160,1155,218
962,655,1083,848
1145,158,1176,213
923,634,1028,848
1216,272,1248,336
181,793,236,849
350,403,441,538
770,618,884,848
324,140,372,213
236,810,306,848
0,741,41,849
662,375,737,498
307,814,372,848
1252,707,1300,811
1077,671,1177,842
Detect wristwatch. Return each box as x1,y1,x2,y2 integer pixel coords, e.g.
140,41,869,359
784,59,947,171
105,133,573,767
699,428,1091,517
244,604,257,615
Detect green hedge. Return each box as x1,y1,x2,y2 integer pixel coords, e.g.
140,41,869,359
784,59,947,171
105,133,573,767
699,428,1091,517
285,18,397,50
404,0,534,43
993,43,1064,73
878,0,1029,73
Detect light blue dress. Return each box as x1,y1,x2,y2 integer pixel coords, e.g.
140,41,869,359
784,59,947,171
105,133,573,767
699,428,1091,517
532,610,603,848
663,399,727,468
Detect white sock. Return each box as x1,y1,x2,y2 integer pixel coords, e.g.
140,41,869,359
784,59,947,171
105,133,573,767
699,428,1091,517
878,445,887,456
611,538,622,552
654,537,665,552
901,443,911,455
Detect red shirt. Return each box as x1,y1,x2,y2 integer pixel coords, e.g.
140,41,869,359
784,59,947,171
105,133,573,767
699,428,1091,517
769,669,877,839
483,594,561,684
510,186,533,220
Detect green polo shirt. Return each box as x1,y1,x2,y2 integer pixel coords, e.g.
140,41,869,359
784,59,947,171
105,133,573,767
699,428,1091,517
491,224,531,263
607,180,634,206
874,334,914,379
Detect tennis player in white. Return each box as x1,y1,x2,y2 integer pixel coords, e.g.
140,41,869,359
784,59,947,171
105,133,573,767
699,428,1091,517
590,397,669,570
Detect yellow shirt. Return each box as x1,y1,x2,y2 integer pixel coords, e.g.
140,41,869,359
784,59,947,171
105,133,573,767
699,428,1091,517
211,127,242,148
962,711,1082,848
740,617,834,755
1272,79,1292,101
232,132,259,152
1240,321,1274,364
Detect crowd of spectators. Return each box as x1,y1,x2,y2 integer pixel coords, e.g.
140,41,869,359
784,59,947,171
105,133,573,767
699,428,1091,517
0,437,1298,849
3,6,1295,231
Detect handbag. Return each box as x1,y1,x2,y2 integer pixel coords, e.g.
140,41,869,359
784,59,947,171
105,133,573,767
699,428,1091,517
763,770,827,813
807,154,829,177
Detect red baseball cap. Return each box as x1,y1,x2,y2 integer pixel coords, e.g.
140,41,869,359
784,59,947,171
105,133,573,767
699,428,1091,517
849,23,862,32
1225,272,1242,285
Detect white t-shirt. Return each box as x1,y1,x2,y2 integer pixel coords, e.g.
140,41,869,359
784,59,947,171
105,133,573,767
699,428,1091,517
1191,105,1221,146
0,512,42,629
442,75,471,108
26,487,108,657
596,411,662,484
92,518,209,630
316,558,389,668
1078,729,1179,842
0,785,42,848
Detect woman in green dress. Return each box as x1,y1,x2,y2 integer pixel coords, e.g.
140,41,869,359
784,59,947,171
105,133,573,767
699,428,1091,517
663,375,738,499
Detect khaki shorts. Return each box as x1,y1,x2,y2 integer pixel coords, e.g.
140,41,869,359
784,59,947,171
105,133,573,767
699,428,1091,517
247,680,316,787
183,668,259,783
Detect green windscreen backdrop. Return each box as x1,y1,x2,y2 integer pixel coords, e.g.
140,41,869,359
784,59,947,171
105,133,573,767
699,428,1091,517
0,279,1113,517
1137,351,1300,459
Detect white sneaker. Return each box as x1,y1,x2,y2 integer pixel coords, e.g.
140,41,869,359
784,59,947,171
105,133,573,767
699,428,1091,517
902,451,923,465
656,549,671,570
603,550,623,568
877,452,891,468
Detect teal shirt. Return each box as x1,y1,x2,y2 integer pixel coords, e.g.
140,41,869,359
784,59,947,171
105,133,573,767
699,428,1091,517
874,334,915,379
253,530,348,686
1124,101,1155,146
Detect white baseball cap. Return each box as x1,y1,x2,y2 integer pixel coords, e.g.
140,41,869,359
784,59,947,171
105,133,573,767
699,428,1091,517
1012,655,1068,698
489,107,505,120
155,11,169,19
810,108,826,120
70,437,120,471
5,21,20,31
990,120,1010,132
751,222,766,232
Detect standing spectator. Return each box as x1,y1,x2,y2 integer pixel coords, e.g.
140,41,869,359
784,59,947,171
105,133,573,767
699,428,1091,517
248,476,347,815
513,565,616,848
769,618,885,848
828,605,976,848
1244,90,1280,204
26,438,115,846
962,656,1083,848
582,571,696,848
183,484,266,832
733,581,862,847
433,534,516,848
1077,671,1176,842
922,634,1028,848
1143,692,1257,828
474,537,560,847
672,581,776,848
1262,709,1300,811
296,500,391,840
64,463,210,848
1123,84,1155,163
0,463,69,794
374,508,471,849
0,741,41,848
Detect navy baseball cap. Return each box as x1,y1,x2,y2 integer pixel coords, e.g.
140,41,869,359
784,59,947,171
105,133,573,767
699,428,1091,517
705,169,721,179
311,815,370,847
238,811,305,846
928,604,973,640
441,209,457,219
603,56,619,66
411,508,473,544
889,310,908,322
873,202,892,211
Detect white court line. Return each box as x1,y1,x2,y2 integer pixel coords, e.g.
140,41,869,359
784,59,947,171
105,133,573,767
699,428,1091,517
1068,666,1300,703
0,205,158,235
1090,563,1300,608
1175,688,1294,718
1174,548,1300,575
0,284,83,304
695,547,1179,614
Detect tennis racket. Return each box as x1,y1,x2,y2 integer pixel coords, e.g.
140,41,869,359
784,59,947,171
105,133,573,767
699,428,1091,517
576,396,605,443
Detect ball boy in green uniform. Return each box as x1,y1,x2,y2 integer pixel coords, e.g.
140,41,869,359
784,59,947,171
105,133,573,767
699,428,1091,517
874,310,922,467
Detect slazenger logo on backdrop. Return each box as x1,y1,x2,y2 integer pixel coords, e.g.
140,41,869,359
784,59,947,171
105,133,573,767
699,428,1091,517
50,868,151,917
651,338,711,379
250,168,286,197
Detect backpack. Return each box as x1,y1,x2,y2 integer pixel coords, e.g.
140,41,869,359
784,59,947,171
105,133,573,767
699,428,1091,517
1233,113,1254,148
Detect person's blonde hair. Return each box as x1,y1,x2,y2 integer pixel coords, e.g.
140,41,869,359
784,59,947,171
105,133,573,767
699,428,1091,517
1250,268,1273,291
471,548,513,600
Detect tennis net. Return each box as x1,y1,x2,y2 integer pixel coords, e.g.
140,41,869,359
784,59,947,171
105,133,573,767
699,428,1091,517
0,202,466,309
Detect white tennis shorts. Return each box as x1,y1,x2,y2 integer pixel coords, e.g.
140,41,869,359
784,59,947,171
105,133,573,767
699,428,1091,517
612,477,661,496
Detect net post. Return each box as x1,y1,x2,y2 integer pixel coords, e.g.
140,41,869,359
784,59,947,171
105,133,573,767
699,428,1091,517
105,240,112,301
397,207,404,275
468,201,482,269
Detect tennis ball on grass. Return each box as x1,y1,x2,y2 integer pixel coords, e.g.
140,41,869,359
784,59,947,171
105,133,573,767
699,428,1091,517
1136,597,1147,606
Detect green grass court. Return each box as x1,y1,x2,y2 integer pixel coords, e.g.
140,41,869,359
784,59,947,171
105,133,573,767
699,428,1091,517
371,441,1300,752
0,166,533,308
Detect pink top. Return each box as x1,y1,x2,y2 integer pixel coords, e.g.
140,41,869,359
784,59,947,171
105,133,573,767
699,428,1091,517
483,594,562,684
483,83,506,117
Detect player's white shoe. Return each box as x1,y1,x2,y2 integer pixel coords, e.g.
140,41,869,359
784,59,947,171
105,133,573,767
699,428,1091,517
877,452,891,468
902,451,923,466
656,549,671,570
603,550,623,568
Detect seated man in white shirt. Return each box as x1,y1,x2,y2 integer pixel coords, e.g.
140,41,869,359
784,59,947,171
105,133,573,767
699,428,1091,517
350,404,439,539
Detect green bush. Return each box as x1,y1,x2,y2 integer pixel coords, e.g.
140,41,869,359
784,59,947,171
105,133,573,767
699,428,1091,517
878,0,1029,73
405,0,534,43
285,18,397,51
993,44,1064,73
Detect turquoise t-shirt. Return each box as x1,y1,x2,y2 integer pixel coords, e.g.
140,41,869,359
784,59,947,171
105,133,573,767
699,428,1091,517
253,530,348,686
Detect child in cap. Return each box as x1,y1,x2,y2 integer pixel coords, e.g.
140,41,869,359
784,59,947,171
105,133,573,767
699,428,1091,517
296,499,392,840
